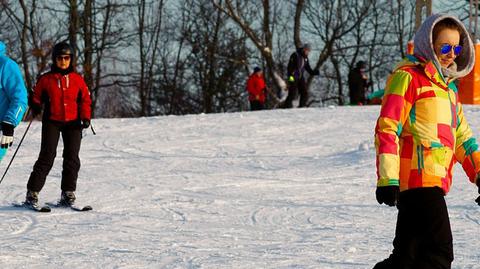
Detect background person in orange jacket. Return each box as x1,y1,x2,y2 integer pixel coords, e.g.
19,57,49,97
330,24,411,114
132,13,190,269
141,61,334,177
25,42,92,208
374,14,479,268
246,67,267,111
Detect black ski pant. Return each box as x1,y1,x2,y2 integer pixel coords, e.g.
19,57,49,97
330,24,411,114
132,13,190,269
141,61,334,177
27,120,82,192
374,187,453,269
282,79,308,108
250,100,265,111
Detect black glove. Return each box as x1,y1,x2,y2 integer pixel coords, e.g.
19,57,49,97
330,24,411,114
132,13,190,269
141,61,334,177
81,119,90,129
376,186,399,207
1,122,14,149
30,103,42,117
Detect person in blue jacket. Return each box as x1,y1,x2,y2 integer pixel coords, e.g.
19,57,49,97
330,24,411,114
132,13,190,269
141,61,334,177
0,41,28,161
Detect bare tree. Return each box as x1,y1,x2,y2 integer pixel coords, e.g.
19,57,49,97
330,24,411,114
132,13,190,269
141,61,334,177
1,1,34,89
293,0,304,48
151,0,196,115
135,0,165,116
83,0,94,94
212,0,302,95
0,0,472,117
68,0,80,67
182,0,250,113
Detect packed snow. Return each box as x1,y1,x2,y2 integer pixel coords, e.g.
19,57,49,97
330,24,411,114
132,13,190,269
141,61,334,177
0,106,479,268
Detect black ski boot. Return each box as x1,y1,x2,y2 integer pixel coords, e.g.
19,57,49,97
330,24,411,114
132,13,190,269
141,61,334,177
59,191,76,206
25,190,39,206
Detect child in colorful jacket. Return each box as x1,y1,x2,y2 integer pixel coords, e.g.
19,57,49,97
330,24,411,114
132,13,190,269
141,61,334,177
374,14,480,268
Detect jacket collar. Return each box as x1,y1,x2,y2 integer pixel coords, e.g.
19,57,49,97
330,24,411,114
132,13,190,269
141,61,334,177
50,64,74,76
407,54,451,90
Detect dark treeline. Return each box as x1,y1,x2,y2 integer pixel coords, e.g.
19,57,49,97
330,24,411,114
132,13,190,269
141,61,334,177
0,0,469,118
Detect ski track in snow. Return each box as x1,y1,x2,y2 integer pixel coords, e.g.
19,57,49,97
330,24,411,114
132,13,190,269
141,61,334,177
0,106,479,268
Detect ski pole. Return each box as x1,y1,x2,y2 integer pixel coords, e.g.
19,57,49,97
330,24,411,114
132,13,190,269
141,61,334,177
90,121,96,135
0,118,33,186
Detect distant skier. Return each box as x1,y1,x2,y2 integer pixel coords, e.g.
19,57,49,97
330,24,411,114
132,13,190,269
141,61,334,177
246,67,267,111
26,42,92,207
348,60,372,105
282,43,319,108
0,41,28,158
374,14,480,268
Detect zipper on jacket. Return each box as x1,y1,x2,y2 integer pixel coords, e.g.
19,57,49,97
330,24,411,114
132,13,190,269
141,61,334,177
470,154,476,172
447,90,455,127
57,75,70,90
296,51,305,79
417,145,424,174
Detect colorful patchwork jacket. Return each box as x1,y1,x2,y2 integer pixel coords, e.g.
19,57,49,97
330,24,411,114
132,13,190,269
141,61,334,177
375,55,480,194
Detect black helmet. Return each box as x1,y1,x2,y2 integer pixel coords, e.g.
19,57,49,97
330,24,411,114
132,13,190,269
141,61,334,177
52,42,74,61
356,61,366,69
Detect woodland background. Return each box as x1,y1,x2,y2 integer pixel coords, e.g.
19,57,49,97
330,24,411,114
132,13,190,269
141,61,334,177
0,0,471,117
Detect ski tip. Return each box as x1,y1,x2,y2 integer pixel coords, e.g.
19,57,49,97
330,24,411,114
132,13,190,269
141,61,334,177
73,205,93,211
12,202,51,212
47,202,93,212
38,206,51,212
17,202,92,212
12,203,24,208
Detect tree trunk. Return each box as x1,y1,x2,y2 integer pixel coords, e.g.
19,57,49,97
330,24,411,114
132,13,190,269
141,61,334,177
415,0,432,31
145,0,164,115
83,0,94,116
204,5,222,113
294,0,304,48
330,55,343,105
138,0,147,116
68,0,79,67
19,0,32,90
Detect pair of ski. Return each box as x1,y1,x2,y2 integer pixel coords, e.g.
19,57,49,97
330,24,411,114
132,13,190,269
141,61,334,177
13,202,92,213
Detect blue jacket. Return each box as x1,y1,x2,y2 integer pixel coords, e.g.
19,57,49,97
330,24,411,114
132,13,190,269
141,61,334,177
0,42,27,127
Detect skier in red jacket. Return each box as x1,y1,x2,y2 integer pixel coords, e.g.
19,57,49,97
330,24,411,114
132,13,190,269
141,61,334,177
25,42,92,207
246,67,267,111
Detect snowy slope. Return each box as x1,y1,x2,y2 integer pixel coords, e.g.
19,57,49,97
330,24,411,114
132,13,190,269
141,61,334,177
0,106,479,268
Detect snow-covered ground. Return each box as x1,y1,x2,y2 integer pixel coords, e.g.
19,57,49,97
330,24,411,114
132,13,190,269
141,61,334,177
0,106,479,268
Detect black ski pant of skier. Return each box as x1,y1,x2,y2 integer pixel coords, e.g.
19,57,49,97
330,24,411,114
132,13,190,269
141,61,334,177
282,79,308,108
27,120,82,192
250,100,265,111
373,187,453,269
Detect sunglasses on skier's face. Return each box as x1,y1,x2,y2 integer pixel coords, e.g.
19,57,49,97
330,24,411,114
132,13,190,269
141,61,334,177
56,55,71,62
439,43,462,56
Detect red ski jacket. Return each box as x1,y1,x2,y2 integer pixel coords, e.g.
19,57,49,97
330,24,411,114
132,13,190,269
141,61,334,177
32,72,91,122
246,73,266,103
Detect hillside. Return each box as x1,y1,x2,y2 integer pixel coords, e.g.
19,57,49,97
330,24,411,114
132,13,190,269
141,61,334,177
0,106,479,268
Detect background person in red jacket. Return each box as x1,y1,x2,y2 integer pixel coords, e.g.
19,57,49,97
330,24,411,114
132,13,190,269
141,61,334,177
25,42,92,207
246,67,267,111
